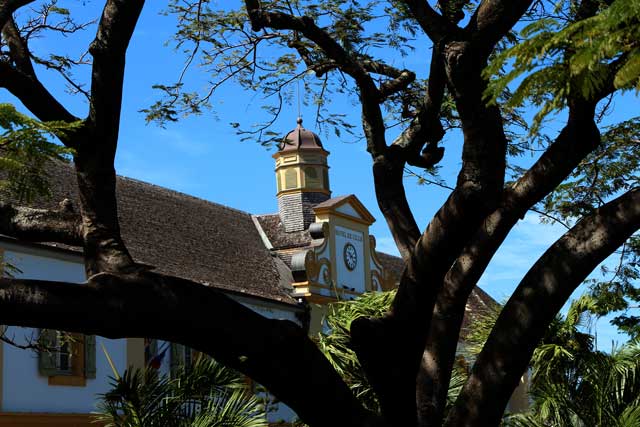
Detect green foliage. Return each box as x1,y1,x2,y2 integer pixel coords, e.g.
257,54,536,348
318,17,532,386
317,290,467,413
466,294,640,426
484,0,640,133
506,339,640,427
95,356,267,427
537,115,640,339
583,236,640,339
543,117,640,220
316,291,396,412
0,103,76,202
144,0,424,145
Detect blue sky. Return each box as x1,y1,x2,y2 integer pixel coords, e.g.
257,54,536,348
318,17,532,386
2,1,636,348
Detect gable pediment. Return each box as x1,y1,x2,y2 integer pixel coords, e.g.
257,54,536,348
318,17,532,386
312,194,376,225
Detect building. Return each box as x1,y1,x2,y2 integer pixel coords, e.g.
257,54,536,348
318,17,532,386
0,119,498,425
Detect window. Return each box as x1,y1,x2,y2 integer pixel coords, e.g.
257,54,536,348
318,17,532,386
304,167,321,188
38,330,96,387
170,343,201,377
284,168,298,189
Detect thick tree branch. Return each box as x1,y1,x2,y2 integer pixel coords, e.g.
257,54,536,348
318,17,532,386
353,31,510,426
0,0,32,30
373,149,421,262
0,61,80,138
288,40,415,101
417,25,630,418
2,17,35,76
75,0,146,275
0,199,82,246
446,187,640,426
392,47,446,168
417,100,601,426
0,2,81,142
372,47,447,263
0,271,381,427
244,3,387,157
0,13,80,149
87,0,145,149
466,0,534,53
245,9,379,99
400,0,456,42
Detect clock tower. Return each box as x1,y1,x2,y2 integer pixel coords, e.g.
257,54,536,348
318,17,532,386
266,118,395,331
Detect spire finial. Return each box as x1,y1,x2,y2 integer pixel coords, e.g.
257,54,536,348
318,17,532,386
296,117,303,126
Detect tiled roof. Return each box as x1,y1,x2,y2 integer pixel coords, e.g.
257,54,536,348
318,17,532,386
12,162,298,306
3,161,496,319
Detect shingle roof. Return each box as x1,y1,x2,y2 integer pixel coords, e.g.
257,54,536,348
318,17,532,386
374,251,497,334
4,161,496,319
12,162,298,306
254,213,312,251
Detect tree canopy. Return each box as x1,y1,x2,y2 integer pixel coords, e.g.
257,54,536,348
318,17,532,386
0,1,638,427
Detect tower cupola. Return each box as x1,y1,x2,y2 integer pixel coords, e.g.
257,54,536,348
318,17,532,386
273,118,331,232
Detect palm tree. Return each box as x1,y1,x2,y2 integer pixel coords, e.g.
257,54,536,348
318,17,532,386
317,290,468,415
505,339,640,427
463,295,640,427
95,355,268,427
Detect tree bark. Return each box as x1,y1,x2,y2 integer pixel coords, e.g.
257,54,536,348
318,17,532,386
417,100,601,426
74,0,146,275
446,187,640,427
0,270,380,427
0,200,82,245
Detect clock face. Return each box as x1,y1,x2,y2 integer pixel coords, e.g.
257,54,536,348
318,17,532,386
343,243,357,271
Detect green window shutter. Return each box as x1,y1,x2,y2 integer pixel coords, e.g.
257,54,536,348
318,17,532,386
170,342,184,378
38,329,59,376
84,335,97,379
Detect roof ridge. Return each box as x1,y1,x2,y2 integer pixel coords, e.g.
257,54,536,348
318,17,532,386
115,174,253,217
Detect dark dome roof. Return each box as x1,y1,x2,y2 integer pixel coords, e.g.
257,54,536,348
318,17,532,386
279,118,324,152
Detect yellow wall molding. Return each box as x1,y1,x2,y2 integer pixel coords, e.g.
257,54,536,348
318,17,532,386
46,332,86,387
126,338,145,371
0,248,4,410
0,413,104,426
315,210,373,226
313,195,376,225
0,325,3,411
48,375,86,387
292,281,360,299
276,188,331,197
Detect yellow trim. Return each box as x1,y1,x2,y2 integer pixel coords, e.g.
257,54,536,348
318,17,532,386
312,194,376,225
0,326,3,411
308,282,360,296
314,210,373,226
0,413,104,426
272,148,330,160
291,281,361,299
276,188,331,197
48,332,86,387
48,375,86,387
306,294,339,304
126,338,145,371
0,248,3,410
